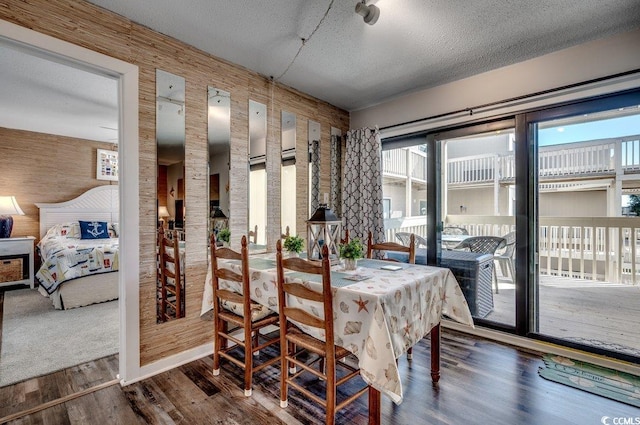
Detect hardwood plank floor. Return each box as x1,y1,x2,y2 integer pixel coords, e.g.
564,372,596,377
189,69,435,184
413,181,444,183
2,330,639,424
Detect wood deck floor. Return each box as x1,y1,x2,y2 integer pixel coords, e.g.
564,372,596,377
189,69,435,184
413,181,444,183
486,274,640,357
2,330,639,425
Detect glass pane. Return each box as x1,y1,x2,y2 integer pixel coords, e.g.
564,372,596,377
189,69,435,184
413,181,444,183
381,145,428,246
440,129,516,325
535,105,640,357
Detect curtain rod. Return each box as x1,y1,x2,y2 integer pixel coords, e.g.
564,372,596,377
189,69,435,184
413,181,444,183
379,68,640,131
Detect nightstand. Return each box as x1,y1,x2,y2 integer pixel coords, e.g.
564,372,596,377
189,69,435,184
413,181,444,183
0,236,35,289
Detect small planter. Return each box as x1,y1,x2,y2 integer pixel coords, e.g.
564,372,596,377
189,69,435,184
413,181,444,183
287,251,299,259
343,258,357,271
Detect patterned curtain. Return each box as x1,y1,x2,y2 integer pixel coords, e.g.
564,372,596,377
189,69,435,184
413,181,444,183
342,127,385,244
310,139,320,212
330,134,342,217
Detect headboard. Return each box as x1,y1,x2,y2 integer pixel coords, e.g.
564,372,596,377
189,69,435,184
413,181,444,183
35,185,119,239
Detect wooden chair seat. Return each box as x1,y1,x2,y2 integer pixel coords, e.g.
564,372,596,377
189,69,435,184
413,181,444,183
286,327,351,359
219,299,277,323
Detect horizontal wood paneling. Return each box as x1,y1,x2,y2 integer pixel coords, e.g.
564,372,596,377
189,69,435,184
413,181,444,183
0,0,349,365
0,127,113,240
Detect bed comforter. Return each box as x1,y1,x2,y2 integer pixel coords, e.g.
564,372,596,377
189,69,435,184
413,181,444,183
36,233,119,294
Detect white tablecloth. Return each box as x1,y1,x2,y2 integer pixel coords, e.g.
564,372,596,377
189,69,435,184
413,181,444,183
201,255,474,404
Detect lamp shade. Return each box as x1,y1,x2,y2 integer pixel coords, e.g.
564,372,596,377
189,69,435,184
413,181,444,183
158,206,170,218
0,196,24,238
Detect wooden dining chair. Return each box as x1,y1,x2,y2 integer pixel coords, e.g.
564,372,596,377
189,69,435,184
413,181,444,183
340,229,350,244
248,225,258,244
276,240,370,425
210,234,280,396
367,231,417,358
157,227,183,322
367,231,416,264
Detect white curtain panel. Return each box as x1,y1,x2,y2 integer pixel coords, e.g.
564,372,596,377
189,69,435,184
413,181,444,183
342,127,385,245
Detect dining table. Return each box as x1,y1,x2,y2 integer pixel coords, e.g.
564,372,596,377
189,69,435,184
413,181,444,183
201,253,474,423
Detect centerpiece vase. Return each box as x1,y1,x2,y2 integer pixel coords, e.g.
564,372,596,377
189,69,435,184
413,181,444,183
343,258,357,271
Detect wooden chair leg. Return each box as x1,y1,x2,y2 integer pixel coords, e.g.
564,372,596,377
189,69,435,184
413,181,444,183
280,333,289,408
213,317,222,375
244,322,253,396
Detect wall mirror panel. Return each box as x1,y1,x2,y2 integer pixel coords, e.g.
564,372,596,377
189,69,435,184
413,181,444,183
249,100,267,250
281,111,296,239
156,69,186,323
208,87,231,242
308,120,321,215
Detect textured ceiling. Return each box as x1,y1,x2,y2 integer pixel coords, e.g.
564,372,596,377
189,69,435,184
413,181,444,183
87,0,640,111
2,0,640,144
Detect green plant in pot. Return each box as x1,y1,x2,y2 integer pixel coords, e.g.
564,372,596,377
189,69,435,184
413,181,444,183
339,238,364,270
217,228,230,245
283,235,304,257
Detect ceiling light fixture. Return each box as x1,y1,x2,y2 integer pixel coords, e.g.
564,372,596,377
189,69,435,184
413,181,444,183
355,1,380,25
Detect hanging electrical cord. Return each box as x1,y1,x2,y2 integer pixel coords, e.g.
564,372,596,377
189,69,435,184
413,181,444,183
273,0,335,82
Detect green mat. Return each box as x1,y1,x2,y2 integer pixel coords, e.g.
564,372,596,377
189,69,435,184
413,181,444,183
538,354,640,408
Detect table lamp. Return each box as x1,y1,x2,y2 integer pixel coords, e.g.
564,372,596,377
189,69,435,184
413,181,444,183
0,196,25,238
158,205,170,228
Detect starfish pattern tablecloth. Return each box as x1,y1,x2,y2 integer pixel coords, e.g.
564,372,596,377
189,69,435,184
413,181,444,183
201,255,473,404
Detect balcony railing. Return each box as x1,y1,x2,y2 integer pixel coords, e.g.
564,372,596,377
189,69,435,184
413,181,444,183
384,136,640,185
384,214,640,285
382,149,426,181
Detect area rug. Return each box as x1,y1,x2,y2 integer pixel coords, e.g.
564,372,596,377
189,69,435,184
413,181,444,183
0,288,118,387
538,354,640,408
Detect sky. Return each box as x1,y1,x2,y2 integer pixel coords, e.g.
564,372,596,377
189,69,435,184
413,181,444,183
538,114,640,146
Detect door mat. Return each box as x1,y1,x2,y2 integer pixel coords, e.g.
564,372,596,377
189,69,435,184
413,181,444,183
538,354,640,408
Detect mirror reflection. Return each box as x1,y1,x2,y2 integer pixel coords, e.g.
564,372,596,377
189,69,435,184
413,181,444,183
249,100,267,250
308,120,321,215
208,87,231,243
156,69,186,323
281,111,296,239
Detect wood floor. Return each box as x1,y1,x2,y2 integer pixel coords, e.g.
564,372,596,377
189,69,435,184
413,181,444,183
2,330,639,425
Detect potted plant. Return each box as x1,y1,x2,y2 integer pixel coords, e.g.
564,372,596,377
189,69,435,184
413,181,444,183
217,228,230,246
339,238,364,270
283,235,304,257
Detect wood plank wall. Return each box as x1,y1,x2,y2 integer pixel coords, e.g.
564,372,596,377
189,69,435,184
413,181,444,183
0,127,114,239
0,0,349,365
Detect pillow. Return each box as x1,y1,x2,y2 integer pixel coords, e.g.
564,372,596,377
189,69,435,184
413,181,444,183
79,221,110,240
111,222,119,237
46,222,81,239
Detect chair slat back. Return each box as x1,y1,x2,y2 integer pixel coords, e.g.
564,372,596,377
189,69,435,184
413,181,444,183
276,240,334,344
210,234,250,317
248,225,258,244
367,231,416,263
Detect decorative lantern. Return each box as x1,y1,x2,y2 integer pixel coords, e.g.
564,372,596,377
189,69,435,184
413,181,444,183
307,203,341,261
210,208,229,234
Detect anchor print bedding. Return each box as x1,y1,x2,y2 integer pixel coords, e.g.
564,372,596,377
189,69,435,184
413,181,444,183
36,222,119,294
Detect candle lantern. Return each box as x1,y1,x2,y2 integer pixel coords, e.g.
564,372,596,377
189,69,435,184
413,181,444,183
307,203,341,261
210,208,229,234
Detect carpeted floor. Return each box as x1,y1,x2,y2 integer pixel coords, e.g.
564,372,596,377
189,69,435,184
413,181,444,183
0,288,118,387
538,354,640,408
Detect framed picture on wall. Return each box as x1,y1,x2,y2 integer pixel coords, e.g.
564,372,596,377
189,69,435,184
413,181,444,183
97,148,118,181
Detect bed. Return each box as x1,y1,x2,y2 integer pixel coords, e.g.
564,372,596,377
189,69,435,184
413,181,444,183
35,186,119,309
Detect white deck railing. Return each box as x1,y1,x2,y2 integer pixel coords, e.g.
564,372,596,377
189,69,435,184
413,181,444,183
386,135,640,185
384,214,640,285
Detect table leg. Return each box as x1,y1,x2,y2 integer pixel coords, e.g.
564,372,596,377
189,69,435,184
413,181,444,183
368,386,381,425
430,323,441,383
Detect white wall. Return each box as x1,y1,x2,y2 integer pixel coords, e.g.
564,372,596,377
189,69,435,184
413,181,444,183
351,29,640,130
540,191,607,217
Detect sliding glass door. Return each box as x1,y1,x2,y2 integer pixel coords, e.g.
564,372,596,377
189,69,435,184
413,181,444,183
530,94,640,359
432,120,517,327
